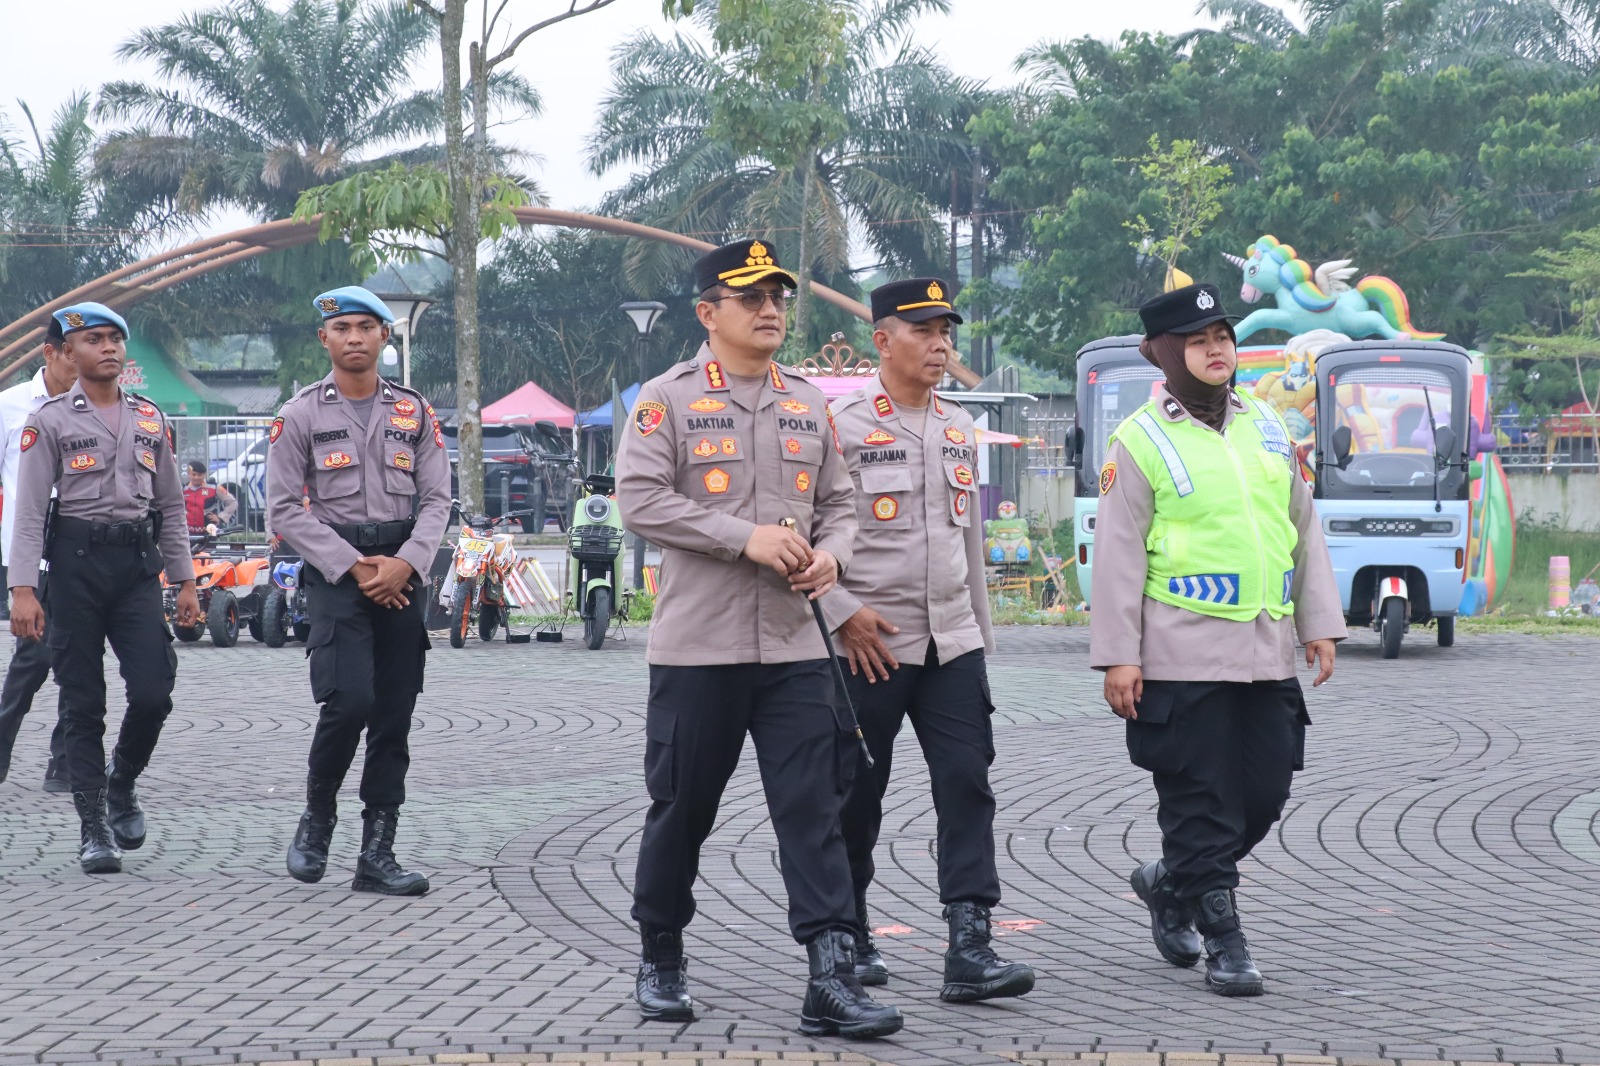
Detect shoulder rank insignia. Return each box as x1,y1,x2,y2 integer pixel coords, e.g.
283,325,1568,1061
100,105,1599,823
689,397,727,413
872,394,894,418
933,396,945,416
769,363,787,391
704,361,727,390
634,400,667,437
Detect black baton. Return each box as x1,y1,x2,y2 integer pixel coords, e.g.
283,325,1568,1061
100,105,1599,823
782,518,874,769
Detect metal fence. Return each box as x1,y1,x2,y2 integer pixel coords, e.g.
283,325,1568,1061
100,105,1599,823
169,416,275,533
1492,413,1599,472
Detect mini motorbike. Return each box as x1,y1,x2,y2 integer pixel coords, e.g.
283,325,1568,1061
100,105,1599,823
260,555,312,647
163,525,270,648
446,504,538,648
566,473,627,650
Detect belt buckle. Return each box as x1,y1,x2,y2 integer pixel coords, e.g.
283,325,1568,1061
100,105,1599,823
359,523,380,548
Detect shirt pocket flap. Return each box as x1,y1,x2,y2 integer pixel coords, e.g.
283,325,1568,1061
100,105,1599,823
942,461,978,490
779,435,824,466
859,466,913,494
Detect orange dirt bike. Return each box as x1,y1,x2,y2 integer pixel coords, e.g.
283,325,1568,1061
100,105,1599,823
443,504,540,648
162,525,271,648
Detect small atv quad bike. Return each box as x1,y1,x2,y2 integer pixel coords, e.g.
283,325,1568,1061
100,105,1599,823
163,526,270,647
260,555,313,647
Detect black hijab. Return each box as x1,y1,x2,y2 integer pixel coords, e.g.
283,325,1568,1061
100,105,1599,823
1138,329,1233,432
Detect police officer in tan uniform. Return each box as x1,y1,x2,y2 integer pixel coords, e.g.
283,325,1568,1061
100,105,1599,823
267,286,451,897
618,239,901,1039
821,278,1035,1003
8,302,200,875
1091,283,1345,995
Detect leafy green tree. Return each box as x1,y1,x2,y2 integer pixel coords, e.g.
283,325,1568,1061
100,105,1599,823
1122,135,1231,290
1496,226,1600,441
589,0,980,354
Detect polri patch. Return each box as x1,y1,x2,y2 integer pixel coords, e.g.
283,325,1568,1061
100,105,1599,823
269,417,284,443
634,400,667,437
1099,461,1117,495
703,467,730,494
19,427,37,452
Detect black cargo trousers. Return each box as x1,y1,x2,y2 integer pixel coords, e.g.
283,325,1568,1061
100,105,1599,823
301,542,429,808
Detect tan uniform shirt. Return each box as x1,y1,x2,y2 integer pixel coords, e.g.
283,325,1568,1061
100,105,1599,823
820,375,994,666
8,383,193,587
265,374,452,585
1089,386,1346,682
617,343,858,666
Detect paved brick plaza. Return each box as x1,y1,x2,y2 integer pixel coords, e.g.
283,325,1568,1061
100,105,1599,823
1,623,1597,1066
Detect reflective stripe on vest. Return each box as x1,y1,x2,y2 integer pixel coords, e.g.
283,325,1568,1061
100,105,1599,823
1130,411,1194,497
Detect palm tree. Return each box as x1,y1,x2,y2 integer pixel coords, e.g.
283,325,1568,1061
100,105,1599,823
587,0,983,352
94,0,540,221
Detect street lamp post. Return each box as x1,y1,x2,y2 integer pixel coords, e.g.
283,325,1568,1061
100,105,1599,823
618,301,668,593
375,292,435,388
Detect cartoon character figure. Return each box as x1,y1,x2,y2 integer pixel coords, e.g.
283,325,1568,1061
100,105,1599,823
984,500,1032,570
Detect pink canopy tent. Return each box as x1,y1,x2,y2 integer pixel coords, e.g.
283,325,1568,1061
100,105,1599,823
482,381,575,427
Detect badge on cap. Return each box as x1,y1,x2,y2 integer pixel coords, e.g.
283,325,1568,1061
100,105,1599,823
689,397,726,413
634,400,667,437
1100,461,1117,495
318,297,340,314
794,470,811,493
703,467,730,494
693,438,717,458
779,400,810,414
1197,289,1215,310
873,496,899,521
864,429,895,446
64,312,85,329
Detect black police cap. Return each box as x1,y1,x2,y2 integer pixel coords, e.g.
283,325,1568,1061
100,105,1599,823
1138,283,1239,338
870,277,964,325
693,239,799,293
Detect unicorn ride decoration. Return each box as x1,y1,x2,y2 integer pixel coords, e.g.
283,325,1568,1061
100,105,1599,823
1225,234,1444,342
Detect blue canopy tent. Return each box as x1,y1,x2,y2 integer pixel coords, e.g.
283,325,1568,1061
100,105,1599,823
576,383,641,427
576,383,641,471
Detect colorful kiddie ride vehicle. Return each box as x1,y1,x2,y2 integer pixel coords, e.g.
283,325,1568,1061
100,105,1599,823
444,504,540,648
984,500,1033,571
260,555,312,647
163,525,271,648
567,473,627,651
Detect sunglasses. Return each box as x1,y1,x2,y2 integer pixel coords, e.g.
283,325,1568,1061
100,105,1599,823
704,289,793,312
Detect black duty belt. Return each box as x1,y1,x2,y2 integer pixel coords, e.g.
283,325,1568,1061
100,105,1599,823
54,515,154,546
331,519,416,549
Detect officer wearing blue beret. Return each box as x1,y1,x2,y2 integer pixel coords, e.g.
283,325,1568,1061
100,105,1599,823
8,302,201,874
267,286,452,897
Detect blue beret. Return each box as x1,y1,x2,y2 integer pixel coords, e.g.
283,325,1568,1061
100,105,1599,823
52,302,129,338
312,286,394,324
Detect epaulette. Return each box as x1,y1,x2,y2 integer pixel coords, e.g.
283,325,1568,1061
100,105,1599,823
381,377,428,402
34,392,69,409
663,360,699,379
830,388,869,413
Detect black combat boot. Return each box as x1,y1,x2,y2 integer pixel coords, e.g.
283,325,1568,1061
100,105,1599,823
72,789,123,874
351,807,429,896
42,754,70,793
853,895,889,986
105,754,147,850
1129,860,1202,968
1194,889,1264,996
799,928,903,1039
286,776,340,883
940,900,1036,1002
635,925,695,1022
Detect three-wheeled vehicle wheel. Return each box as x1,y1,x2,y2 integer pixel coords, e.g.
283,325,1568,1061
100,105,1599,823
261,587,288,647
1379,596,1405,659
209,589,240,648
584,587,612,650
449,578,475,649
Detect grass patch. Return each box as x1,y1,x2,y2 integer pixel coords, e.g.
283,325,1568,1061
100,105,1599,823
1458,614,1600,634
1492,519,1600,617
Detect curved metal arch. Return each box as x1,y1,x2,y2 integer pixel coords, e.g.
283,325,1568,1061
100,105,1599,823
0,209,872,381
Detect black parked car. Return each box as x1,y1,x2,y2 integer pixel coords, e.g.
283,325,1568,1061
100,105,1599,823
441,421,579,534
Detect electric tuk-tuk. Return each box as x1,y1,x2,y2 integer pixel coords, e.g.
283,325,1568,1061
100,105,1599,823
1064,335,1164,604
1312,341,1476,657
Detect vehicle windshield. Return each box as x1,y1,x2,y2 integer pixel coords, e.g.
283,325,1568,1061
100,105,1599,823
1318,362,1466,499
441,425,527,458
1076,357,1164,497
208,431,260,466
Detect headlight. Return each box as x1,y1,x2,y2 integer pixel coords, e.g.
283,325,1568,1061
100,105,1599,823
584,495,612,523
1016,544,1031,562
196,573,213,588
989,546,1004,563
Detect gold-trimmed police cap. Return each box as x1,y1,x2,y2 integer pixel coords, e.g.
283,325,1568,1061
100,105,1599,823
870,277,964,325
693,239,799,293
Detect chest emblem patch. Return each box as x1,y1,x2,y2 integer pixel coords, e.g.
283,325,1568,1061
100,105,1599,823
19,428,37,452
634,400,667,437
389,416,420,431
703,467,730,494
137,403,157,416
138,450,157,470
689,397,726,413
954,490,969,517
794,470,811,493
323,451,353,469
864,429,895,446
784,437,802,454
393,398,417,415
720,437,739,456
944,427,966,445
269,417,284,443
693,438,717,458
779,400,810,414
1100,461,1117,495
136,419,162,434
953,464,974,486
393,452,412,470
872,495,899,521
69,453,97,471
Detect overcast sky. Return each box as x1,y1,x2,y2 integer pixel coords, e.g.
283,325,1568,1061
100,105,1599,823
2,0,1296,229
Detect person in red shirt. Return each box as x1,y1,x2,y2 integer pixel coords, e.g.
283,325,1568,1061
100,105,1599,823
183,461,237,533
